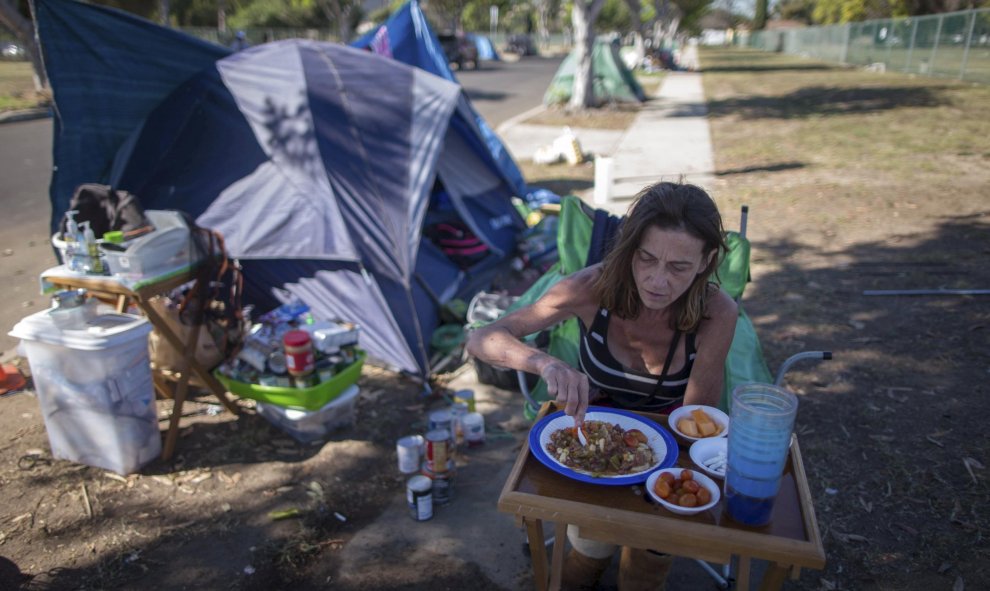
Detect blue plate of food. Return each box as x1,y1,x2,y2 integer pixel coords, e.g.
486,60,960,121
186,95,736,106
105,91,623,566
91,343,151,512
528,406,679,485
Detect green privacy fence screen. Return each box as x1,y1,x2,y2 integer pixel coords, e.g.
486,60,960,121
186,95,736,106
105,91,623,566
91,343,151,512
738,8,990,85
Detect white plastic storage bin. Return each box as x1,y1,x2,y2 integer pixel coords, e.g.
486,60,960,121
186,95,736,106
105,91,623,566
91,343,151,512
256,385,360,443
9,310,161,474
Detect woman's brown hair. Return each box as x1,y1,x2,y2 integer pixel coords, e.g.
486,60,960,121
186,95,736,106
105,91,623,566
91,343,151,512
590,182,728,331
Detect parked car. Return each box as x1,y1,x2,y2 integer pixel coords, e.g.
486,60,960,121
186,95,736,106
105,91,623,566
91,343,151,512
1,43,25,60
506,34,537,56
438,33,479,70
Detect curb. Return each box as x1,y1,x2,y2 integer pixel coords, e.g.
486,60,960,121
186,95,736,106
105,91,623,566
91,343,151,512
0,107,52,124
495,103,547,136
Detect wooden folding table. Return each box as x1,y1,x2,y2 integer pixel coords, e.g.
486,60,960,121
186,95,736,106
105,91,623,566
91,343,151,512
41,265,241,461
498,403,826,591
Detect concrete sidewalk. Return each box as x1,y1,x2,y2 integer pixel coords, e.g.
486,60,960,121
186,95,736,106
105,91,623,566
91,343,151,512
498,47,716,217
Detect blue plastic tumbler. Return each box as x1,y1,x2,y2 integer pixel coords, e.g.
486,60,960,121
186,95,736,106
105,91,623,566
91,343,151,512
724,383,798,526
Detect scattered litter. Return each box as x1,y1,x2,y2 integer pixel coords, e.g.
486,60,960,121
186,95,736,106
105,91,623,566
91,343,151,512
125,552,140,563
825,488,838,495
205,405,222,416
221,503,232,513
333,512,347,522
832,530,869,543
963,457,984,484
532,127,585,165
954,576,964,591
243,565,255,575
268,508,302,520
80,483,93,518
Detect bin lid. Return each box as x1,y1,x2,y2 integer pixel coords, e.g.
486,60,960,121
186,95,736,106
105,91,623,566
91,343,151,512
9,309,152,351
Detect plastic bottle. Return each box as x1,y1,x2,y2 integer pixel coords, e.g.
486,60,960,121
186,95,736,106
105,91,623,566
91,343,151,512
80,221,105,275
64,210,80,243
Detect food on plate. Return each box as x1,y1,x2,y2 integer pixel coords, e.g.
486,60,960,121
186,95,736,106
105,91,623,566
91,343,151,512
652,469,712,508
676,408,723,438
546,420,656,476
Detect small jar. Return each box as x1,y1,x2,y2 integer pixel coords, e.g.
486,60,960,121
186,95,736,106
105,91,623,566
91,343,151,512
283,330,315,377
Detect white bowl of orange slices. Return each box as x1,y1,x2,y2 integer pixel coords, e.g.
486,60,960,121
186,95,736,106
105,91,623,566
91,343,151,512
668,405,729,445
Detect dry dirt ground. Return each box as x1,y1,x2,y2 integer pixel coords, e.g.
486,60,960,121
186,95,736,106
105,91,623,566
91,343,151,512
2,48,989,591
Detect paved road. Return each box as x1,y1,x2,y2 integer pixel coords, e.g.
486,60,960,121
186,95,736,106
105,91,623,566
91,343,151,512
0,55,562,356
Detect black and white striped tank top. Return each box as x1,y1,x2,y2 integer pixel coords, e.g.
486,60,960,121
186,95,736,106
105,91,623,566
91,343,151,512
578,308,697,411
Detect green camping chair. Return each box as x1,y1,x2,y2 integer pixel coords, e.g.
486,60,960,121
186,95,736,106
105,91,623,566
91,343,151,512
498,196,830,588
502,196,830,421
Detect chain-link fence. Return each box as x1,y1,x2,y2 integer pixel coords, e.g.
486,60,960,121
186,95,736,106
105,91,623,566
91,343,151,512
738,8,990,85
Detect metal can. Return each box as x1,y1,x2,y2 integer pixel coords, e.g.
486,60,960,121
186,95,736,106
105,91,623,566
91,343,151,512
397,435,424,474
454,389,476,413
463,412,486,447
428,409,452,433
315,357,335,383
424,429,451,472
406,475,433,521
421,460,455,506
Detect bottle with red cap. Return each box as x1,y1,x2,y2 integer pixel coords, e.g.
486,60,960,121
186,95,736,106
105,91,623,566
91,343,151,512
282,330,315,378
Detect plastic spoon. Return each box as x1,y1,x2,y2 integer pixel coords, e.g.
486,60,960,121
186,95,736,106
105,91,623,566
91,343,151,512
575,418,588,447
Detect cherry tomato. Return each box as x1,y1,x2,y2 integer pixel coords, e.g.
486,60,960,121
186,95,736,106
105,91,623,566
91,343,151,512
682,480,700,494
697,487,712,505
654,479,672,499
623,432,639,447
659,472,675,485
667,493,680,506
679,493,698,508
680,469,694,481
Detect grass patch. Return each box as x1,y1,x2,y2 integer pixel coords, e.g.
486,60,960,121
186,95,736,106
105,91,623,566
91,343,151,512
518,158,595,198
523,102,641,129
0,61,48,112
699,46,990,238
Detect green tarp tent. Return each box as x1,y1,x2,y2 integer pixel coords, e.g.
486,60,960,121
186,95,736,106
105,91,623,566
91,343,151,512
544,39,646,106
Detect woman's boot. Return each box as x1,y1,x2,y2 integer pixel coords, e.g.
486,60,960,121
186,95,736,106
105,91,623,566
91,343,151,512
617,547,673,591
561,548,613,590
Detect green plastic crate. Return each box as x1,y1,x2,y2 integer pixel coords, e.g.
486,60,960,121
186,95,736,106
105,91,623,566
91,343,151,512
216,349,366,411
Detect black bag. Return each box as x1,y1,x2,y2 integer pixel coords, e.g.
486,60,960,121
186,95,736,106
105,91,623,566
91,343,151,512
60,183,153,240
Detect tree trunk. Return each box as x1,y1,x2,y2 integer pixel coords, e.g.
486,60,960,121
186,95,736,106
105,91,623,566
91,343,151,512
159,0,169,25
319,0,353,44
568,0,605,111
2,0,48,90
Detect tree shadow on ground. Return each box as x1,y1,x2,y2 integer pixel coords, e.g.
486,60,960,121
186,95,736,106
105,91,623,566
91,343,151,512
529,178,593,197
702,64,835,73
741,211,990,589
463,89,510,101
706,85,949,119
715,161,807,176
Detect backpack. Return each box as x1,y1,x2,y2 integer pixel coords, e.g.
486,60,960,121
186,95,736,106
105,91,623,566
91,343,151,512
60,184,153,240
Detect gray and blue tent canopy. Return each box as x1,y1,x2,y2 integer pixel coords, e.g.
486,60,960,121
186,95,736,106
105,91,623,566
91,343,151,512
35,0,526,376
352,0,536,206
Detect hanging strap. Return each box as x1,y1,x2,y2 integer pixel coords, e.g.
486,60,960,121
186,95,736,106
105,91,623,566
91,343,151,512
623,329,682,409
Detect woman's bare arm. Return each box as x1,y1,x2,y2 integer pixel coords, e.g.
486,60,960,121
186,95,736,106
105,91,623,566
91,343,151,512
682,288,738,407
466,268,599,423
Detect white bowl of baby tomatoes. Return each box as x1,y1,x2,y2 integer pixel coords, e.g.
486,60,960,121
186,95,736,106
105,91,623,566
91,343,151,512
645,467,721,516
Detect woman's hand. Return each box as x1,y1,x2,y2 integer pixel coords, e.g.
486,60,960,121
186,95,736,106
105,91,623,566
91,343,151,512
540,360,590,426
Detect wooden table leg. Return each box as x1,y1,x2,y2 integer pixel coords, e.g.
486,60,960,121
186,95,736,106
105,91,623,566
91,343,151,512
138,298,239,415
758,562,791,591
524,517,549,591
161,311,203,461
736,555,752,591
548,522,568,591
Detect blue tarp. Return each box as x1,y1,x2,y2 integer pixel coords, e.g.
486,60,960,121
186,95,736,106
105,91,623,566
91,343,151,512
34,0,230,232
352,1,536,205
35,0,527,376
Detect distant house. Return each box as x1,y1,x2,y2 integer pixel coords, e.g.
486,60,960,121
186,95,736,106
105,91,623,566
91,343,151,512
699,9,736,46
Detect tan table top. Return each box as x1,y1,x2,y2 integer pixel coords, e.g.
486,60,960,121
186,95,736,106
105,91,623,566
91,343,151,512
498,403,825,590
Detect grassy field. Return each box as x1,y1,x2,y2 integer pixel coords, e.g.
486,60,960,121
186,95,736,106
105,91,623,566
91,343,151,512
699,46,990,591
0,61,46,111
